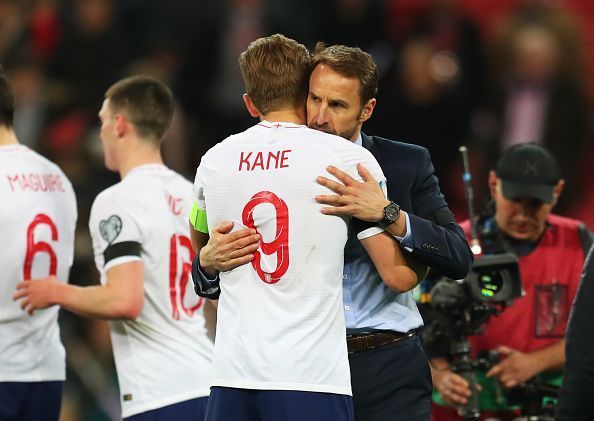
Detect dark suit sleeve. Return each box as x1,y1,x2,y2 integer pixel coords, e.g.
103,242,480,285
406,147,472,279
556,245,594,421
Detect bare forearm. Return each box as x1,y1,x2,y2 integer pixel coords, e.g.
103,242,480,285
361,232,422,292
430,357,451,383
199,249,220,278
51,283,140,320
532,340,565,373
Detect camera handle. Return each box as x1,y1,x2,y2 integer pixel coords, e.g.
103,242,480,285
449,335,481,421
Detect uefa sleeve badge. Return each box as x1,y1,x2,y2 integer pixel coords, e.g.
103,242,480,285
99,215,123,245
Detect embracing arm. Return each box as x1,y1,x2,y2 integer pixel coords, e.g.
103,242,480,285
315,159,472,280
360,231,428,292
14,261,144,319
189,219,259,299
405,148,472,279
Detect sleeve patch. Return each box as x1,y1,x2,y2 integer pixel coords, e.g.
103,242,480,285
189,202,209,234
104,241,141,265
99,215,123,245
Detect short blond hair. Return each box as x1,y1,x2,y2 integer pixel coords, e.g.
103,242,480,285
238,34,310,115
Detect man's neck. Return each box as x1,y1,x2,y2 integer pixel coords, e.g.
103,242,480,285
0,126,19,146
118,139,164,179
261,109,305,125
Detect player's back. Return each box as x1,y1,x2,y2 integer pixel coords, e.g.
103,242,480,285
0,144,77,381
196,122,385,395
89,164,213,417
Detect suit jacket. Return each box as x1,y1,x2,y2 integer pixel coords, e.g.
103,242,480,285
556,245,594,421
362,133,472,279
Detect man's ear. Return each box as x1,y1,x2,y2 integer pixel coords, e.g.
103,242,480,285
243,94,261,118
488,171,498,197
359,98,376,124
551,179,565,206
114,113,127,138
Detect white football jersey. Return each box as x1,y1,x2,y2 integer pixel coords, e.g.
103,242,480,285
89,164,213,418
0,144,77,382
194,121,387,395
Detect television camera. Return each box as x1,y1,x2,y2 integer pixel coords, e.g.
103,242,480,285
420,147,558,420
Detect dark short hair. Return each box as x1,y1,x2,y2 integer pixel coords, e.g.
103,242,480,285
311,43,378,105
239,34,311,115
105,75,173,143
0,66,15,128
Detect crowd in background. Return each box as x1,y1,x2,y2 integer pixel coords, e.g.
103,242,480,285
1,0,593,419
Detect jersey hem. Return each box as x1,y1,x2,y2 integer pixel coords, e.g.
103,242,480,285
0,373,65,382
210,379,352,396
104,255,142,272
357,226,384,240
121,388,210,418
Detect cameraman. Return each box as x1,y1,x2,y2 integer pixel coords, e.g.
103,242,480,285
430,144,594,419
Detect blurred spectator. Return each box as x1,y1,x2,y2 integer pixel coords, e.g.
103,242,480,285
2,0,594,418
368,0,487,217
481,3,591,213
367,38,473,216
5,54,46,149
46,0,131,114
318,0,386,52
0,0,27,62
205,0,268,152
28,0,61,63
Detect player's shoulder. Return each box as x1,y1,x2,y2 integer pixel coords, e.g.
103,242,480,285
317,131,379,162
297,128,361,153
160,166,193,196
199,134,238,165
166,167,192,187
4,145,73,180
92,181,127,209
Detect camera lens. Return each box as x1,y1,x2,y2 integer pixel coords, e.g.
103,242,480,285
478,270,503,298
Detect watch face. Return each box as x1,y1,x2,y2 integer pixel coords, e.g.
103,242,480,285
385,203,400,221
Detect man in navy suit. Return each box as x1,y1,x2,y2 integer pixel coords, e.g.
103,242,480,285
307,43,472,421
194,43,473,421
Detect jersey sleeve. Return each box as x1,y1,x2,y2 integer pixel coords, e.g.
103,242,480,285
89,192,142,272
191,161,209,234
344,149,388,240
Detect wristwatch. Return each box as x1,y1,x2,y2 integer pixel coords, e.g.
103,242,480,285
379,201,400,228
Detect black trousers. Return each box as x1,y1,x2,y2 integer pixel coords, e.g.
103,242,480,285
349,334,432,421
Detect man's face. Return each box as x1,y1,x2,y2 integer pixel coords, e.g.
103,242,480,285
492,179,553,242
306,64,374,141
98,99,118,171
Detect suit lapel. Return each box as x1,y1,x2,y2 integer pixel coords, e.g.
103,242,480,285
361,132,373,151
361,132,382,165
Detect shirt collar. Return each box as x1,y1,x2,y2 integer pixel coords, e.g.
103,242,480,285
258,120,306,129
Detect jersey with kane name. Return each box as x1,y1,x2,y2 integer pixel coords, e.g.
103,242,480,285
194,121,387,396
89,164,213,417
0,144,77,382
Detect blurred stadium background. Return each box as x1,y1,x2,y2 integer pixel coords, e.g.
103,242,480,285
1,0,593,419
